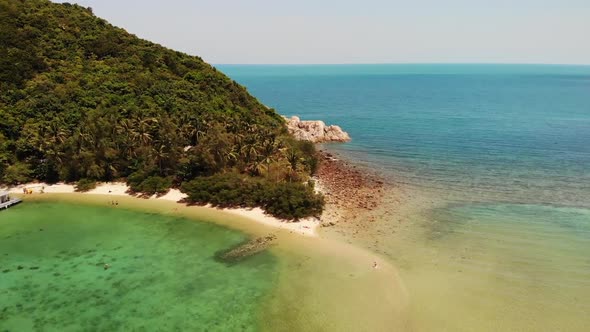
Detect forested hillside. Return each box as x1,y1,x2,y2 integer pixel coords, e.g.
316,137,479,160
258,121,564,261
0,0,323,219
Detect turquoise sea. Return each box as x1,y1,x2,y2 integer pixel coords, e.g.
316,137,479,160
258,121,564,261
0,201,277,331
221,64,590,331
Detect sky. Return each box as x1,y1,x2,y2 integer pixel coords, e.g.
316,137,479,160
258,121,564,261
55,0,590,65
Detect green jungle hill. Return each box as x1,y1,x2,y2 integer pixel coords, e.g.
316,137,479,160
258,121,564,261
0,0,324,220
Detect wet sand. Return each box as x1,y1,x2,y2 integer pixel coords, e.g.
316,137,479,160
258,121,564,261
314,149,590,332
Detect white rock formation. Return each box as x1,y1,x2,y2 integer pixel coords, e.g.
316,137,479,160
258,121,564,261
285,116,351,143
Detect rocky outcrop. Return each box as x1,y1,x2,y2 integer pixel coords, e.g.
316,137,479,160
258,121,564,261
285,116,351,143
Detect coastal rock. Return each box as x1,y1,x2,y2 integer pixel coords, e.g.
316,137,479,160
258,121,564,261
285,116,351,143
315,150,386,232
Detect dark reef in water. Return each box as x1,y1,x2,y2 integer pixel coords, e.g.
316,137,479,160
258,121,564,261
215,234,277,264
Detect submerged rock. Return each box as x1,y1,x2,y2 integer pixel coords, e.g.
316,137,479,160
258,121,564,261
285,116,351,143
216,234,277,263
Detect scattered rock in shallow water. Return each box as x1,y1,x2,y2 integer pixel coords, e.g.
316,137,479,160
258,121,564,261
17,265,24,270
2,269,10,273
29,266,39,270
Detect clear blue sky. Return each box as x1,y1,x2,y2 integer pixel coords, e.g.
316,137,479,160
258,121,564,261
55,0,590,65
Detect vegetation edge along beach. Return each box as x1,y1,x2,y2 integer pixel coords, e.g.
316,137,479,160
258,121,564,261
4,182,321,236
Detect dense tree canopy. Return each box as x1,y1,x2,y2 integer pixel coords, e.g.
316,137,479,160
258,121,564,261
0,0,323,219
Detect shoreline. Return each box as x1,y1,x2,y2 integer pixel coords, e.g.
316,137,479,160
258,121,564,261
9,191,410,330
315,149,389,229
2,157,412,330
5,182,321,237
3,149,389,238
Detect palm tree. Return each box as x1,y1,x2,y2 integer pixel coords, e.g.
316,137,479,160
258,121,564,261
240,143,259,168
116,118,138,157
284,148,302,182
153,143,169,175
42,119,69,168
45,120,68,146
134,116,157,146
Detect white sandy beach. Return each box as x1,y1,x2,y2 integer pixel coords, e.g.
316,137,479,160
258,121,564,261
6,182,320,237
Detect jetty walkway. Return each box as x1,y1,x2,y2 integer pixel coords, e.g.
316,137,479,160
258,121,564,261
0,191,22,210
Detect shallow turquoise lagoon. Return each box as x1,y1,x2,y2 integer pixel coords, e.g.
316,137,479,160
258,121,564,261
0,202,277,331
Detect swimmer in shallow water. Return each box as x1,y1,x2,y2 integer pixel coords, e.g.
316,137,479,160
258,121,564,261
104,264,111,270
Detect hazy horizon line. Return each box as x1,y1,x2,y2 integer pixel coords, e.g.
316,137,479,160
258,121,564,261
214,62,590,66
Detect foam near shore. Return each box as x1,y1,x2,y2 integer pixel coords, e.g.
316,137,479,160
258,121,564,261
6,182,319,237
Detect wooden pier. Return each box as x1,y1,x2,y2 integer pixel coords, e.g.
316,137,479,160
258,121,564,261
0,191,22,210
0,198,22,210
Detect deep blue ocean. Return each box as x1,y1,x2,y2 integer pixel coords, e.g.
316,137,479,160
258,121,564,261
221,64,590,207
220,64,590,330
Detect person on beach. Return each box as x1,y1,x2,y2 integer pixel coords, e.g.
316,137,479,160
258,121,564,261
373,261,379,269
